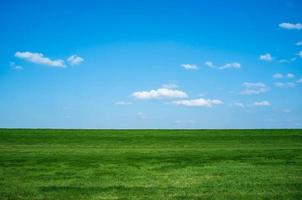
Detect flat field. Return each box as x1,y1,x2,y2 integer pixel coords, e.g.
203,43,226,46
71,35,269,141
0,129,301,200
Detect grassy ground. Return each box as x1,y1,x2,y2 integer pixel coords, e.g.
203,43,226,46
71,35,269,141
0,129,301,200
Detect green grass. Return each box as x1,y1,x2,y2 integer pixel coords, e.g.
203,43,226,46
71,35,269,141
0,129,302,200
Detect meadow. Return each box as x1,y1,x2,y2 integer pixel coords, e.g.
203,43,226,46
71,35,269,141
0,129,301,200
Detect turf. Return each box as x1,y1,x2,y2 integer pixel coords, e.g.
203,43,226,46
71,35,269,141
0,129,301,200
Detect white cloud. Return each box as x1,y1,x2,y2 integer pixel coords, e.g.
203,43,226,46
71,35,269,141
132,88,188,100
296,41,302,46
10,62,23,70
219,62,241,70
204,61,241,70
181,64,198,70
278,59,290,63
241,82,270,95
174,120,195,124
67,55,84,66
278,58,296,63
259,53,273,61
173,98,223,107
115,101,132,106
291,57,297,62
161,84,178,89
273,73,295,79
204,61,216,68
254,101,271,107
233,102,245,108
298,51,302,58
15,51,65,67
274,82,296,88
136,112,146,119
282,109,291,113
279,22,302,30
273,73,283,78
297,78,302,83
14,66,24,70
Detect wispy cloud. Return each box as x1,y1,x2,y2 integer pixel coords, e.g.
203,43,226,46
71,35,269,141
274,82,295,88
272,73,283,79
219,62,241,70
286,73,295,78
174,120,195,124
204,61,216,68
298,51,302,58
273,73,295,79
282,109,291,113
254,101,271,107
241,82,270,95
297,78,302,83
204,61,241,70
296,41,302,46
132,87,188,100
15,51,65,67
114,101,132,106
233,102,245,108
10,62,23,70
136,112,146,119
279,57,297,63
278,59,289,63
259,53,273,61
161,84,178,89
279,22,302,30
181,64,198,70
173,98,223,107
67,55,84,66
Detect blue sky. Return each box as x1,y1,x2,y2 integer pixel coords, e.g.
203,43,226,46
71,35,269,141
1,0,302,128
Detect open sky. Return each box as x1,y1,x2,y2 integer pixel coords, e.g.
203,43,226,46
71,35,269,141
1,0,302,129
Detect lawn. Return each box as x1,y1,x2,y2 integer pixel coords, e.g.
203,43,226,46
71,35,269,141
0,129,301,200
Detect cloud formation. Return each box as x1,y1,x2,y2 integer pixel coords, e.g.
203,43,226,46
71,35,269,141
241,82,270,95
67,55,84,66
114,101,132,106
279,22,302,30
274,82,295,88
233,102,245,108
161,84,178,89
15,51,65,67
174,120,195,124
204,61,216,68
254,101,271,106
181,64,198,70
132,88,188,100
173,98,223,107
259,53,273,61
296,41,302,46
219,62,241,70
204,61,241,70
10,62,23,70
136,112,146,119
273,73,295,79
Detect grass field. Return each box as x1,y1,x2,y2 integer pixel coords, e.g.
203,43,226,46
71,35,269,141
0,129,301,200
